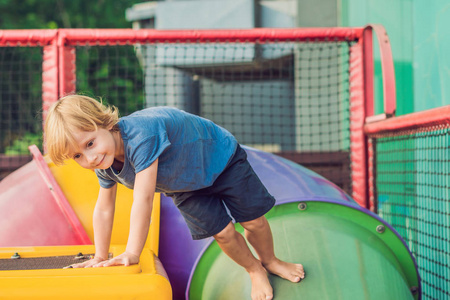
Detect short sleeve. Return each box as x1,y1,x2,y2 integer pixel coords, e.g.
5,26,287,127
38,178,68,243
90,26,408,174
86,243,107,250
95,169,116,189
129,131,171,173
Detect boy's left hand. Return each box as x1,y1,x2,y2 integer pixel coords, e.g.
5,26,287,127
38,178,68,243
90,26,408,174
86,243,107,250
93,251,140,267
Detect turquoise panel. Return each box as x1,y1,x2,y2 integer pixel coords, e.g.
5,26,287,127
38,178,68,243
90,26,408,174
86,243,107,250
340,0,413,116
341,0,450,114
412,0,450,111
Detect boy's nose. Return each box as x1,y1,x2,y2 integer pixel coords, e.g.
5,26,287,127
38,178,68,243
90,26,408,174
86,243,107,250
87,154,97,165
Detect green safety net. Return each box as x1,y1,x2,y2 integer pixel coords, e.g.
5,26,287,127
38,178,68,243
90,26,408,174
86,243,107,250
375,127,450,300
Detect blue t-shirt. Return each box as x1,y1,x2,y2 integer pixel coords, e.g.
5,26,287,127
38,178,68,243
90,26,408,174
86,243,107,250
95,107,238,193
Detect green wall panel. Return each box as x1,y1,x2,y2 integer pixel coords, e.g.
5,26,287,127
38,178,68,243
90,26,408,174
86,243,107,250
412,1,450,111
341,0,413,115
341,0,450,114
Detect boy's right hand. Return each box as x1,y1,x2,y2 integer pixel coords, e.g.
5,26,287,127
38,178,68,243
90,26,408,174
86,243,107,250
64,256,106,269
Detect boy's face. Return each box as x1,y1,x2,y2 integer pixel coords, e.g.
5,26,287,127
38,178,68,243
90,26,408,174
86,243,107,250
69,127,119,170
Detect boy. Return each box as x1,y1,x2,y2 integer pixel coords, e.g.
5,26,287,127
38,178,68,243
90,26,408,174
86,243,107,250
45,95,305,300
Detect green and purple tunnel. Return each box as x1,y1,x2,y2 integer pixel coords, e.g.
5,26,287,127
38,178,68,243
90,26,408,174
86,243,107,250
160,146,420,299
0,146,420,299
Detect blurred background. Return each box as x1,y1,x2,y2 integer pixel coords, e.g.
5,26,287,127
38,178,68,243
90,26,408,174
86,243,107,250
2,0,449,114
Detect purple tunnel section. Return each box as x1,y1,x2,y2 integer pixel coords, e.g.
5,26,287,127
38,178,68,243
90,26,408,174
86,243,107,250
158,146,354,299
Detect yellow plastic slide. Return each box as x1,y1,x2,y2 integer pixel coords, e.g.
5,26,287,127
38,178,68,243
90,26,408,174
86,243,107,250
0,157,171,300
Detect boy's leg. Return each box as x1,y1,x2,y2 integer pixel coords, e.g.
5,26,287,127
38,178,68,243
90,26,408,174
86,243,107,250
214,221,274,300
240,216,305,283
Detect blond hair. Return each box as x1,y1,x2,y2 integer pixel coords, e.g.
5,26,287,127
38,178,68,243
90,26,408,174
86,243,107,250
44,95,119,165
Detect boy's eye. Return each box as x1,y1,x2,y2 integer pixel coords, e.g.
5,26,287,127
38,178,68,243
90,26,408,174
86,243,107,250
73,154,81,159
87,140,94,147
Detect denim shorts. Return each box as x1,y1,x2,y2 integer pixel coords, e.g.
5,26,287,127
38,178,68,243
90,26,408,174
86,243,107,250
167,145,276,240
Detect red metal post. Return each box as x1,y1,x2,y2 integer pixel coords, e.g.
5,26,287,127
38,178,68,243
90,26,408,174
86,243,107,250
58,46,76,97
362,25,397,210
42,40,59,123
349,39,368,208
367,137,376,211
363,24,397,121
362,28,374,119
57,30,77,97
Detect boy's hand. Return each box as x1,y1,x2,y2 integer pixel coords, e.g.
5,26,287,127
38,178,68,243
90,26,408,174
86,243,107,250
64,256,105,269
93,251,140,267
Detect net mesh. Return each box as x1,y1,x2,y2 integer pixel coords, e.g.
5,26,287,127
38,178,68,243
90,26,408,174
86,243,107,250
74,40,352,193
374,127,450,300
0,46,43,180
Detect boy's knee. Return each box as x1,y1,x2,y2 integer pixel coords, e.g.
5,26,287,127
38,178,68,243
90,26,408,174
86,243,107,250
240,216,267,231
213,222,236,243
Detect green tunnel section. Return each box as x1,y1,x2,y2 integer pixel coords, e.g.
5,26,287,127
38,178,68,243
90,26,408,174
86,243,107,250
188,201,419,300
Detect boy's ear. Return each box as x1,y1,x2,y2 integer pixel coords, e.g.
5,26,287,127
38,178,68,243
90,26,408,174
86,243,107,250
109,124,119,132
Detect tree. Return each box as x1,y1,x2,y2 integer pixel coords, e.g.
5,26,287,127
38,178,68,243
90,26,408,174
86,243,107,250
0,0,144,29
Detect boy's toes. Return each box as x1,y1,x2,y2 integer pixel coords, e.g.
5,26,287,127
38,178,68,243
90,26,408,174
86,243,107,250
293,264,306,282
289,274,302,283
252,291,273,300
263,260,305,283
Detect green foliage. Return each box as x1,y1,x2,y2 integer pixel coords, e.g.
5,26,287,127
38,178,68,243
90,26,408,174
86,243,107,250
0,47,43,153
0,0,145,29
75,45,145,115
5,132,42,155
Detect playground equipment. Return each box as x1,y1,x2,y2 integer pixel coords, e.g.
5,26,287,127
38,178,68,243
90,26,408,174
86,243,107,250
0,145,420,299
0,25,422,299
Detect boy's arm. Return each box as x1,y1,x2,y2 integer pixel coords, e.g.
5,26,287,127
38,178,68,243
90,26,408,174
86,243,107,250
93,184,118,260
100,158,158,267
65,184,117,269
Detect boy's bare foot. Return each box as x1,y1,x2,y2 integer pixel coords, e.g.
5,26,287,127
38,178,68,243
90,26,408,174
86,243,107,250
263,258,305,283
249,263,274,300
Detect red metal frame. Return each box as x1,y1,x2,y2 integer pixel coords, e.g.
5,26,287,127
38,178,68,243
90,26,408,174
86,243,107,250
367,137,375,211
361,25,397,210
56,27,365,107
363,24,396,121
58,28,364,45
1,27,397,210
58,45,76,96
349,37,367,207
0,29,57,47
365,105,450,136
42,41,59,122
